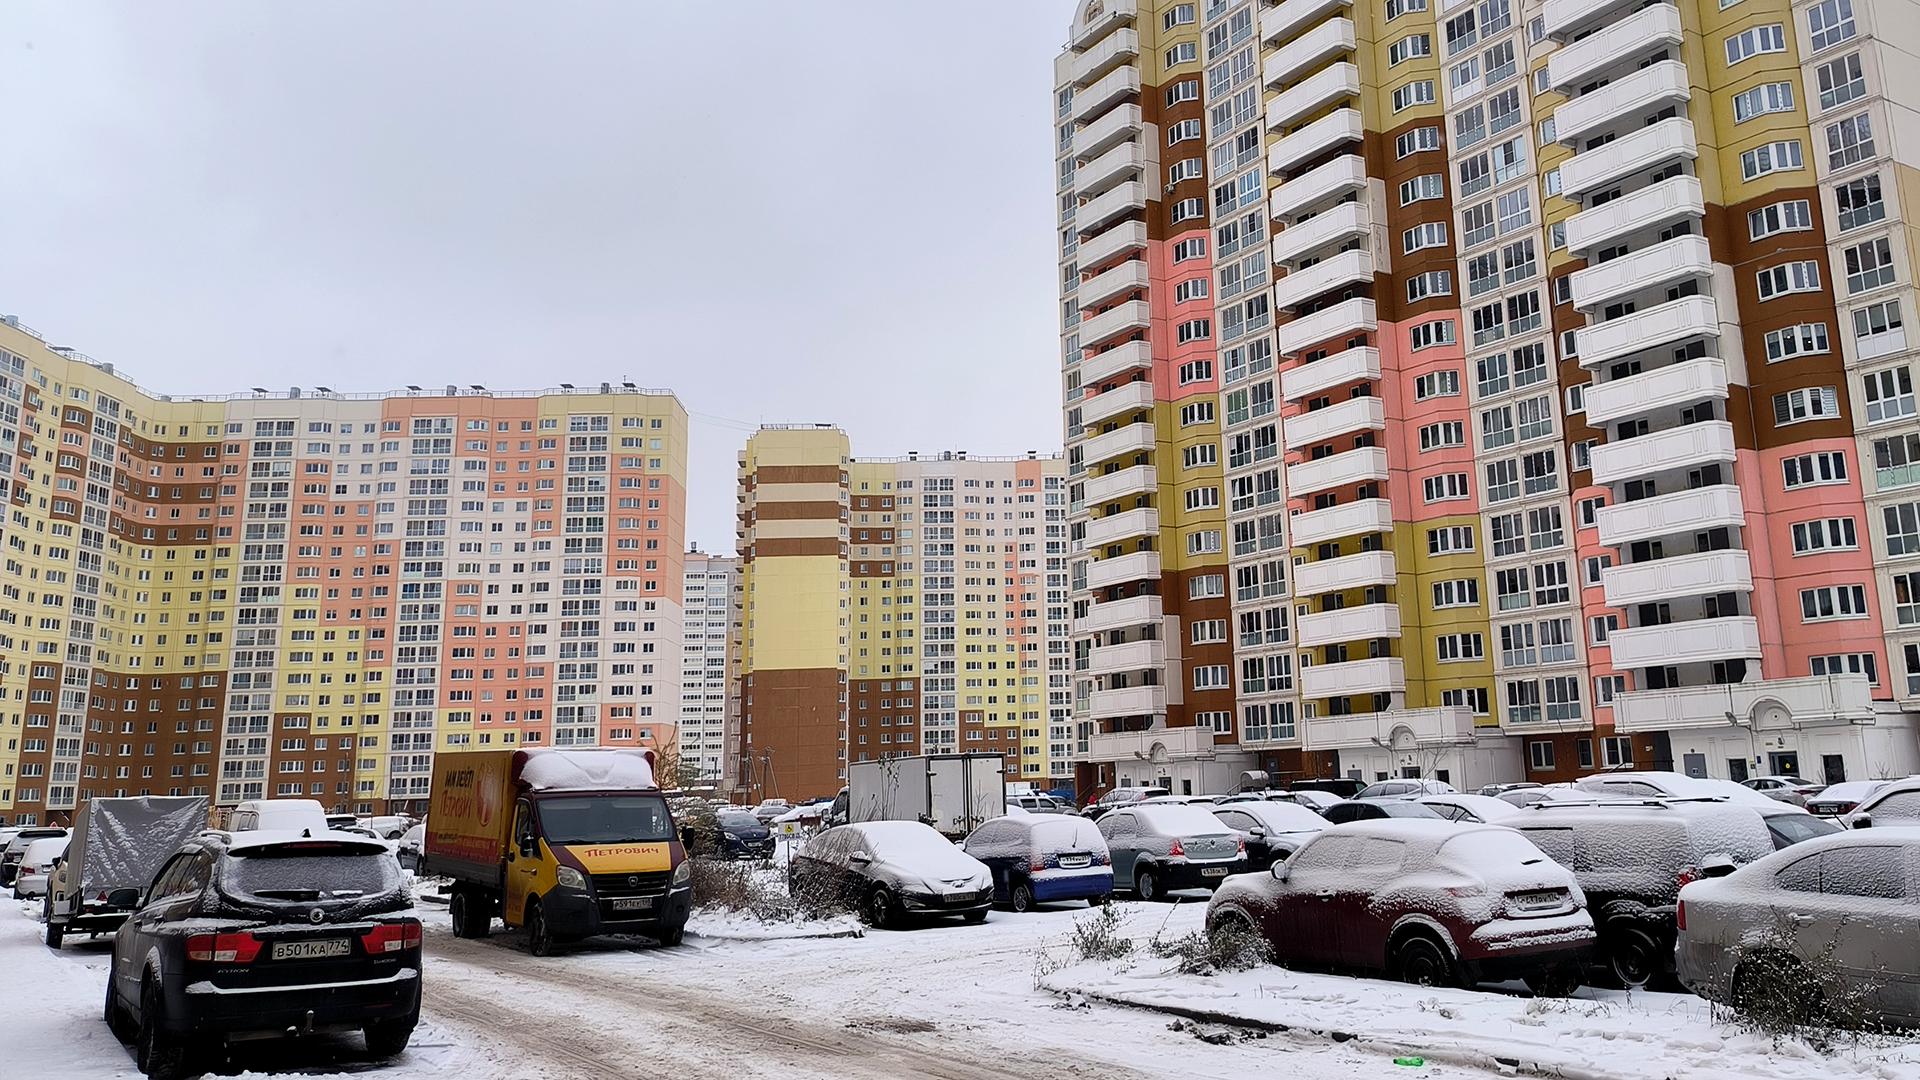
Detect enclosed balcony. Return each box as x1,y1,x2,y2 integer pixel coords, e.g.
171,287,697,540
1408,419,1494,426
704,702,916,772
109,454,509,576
1268,107,1363,176
1554,60,1691,146
1298,603,1402,647
1578,295,1720,370
1270,153,1367,222
1564,174,1703,257
1082,339,1152,383
1072,104,1142,163
1078,257,1150,308
1084,549,1161,591
1078,298,1151,348
1281,345,1379,401
1271,249,1374,311
1080,379,1155,427
1589,420,1736,487
1595,484,1744,548
1071,27,1139,88
1075,140,1148,200
1266,62,1361,131
1077,593,1163,636
1076,180,1147,236
1282,395,1385,450
1293,549,1396,596
1086,683,1168,721
1275,297,1375,355
1608,616,1761,670
1547,5,1684,90
1082,463,1157,505
1582,356,1729,428
1288,497,1392,548
1571,234,1713,312
1560,117,1696,200
1263,18,1355,90
1081,420,1155,466
1085,636,1166,678
1072,65,1141,126
1261,0,1350,46
1301,656,1405,699
1084,506,1160,548
1272,201,1372,267
1286,445,1388,497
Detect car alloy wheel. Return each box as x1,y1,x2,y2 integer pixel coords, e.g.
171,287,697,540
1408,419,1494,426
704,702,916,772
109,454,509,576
1010,882,1034,913
864,887,895,930
1135,867,1158,901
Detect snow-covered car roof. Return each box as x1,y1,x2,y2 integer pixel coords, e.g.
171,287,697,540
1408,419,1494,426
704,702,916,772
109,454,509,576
20,835,69,861
1217,801,1326,834
1420,793,1521,821
221,829,394,855
1575,771,1777,807
1125,803,1241,836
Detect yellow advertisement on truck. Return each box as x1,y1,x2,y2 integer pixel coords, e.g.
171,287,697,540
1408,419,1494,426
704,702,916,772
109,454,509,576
422,747,691,954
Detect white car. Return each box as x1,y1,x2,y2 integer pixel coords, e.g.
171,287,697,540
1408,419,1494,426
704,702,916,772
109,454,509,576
1355,778,1458,799
363,814,418,839
1418,793,1521,823
12,835,70,899
397,822,427,871
1574,771,1787,810
1844,776,1920,829
230,798,331,834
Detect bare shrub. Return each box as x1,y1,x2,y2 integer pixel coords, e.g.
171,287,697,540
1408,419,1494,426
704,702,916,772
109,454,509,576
688,858,846,922
1153,920,1271,976
1712,918,1880,1049
1065,903,1135,964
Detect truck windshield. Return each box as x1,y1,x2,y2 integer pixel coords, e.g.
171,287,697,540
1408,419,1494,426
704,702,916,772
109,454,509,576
538,795,675,845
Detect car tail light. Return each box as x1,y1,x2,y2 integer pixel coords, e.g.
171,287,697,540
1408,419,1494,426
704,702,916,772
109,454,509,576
1676,898,1686,932
186,932,262,964
1235,838,1246,856
1168,839,1186,857
1442,885,1485,898
1030,853,1047,873
359,921,424,954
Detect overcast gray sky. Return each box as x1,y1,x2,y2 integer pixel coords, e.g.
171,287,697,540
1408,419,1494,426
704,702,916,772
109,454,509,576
0,2,1073,549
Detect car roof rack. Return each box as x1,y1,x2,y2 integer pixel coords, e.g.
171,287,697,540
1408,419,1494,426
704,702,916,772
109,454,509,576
1517,795,1728,812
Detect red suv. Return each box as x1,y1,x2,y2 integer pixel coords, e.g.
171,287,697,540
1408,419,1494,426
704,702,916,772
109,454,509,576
1206,819,1595,994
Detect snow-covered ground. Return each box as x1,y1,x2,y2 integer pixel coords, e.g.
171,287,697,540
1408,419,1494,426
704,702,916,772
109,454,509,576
4,884,1907,1080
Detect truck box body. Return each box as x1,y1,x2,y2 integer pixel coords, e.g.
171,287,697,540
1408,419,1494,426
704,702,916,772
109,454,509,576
845,754,1006,837
422,749,520,885
48,795,208,941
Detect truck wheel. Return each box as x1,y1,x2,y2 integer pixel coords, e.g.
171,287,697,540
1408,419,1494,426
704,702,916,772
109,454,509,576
656,923,686,948
450,888,490,939
136,978,190,1080
45,920,62,950
526,898,557,957
364,1016,416,1058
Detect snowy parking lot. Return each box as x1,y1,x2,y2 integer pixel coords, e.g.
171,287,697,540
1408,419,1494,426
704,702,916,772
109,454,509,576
5,885,1914,1080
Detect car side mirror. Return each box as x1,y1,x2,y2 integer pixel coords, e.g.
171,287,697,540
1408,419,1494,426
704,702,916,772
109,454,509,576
680,826,696,848
1698,855,1737,879
1250,827,1267,838
519,838,538,859
107,887,141,909
1270,863,1289,883
1852,814,1872,829
849,850,872,865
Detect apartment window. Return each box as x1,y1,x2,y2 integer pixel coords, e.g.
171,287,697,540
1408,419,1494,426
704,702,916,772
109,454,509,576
1811,652,1878,686
1844,237,1894,294
1445,11,1478,55
1565,383,1586,416
1392,80,1436,112
1484,39,1517,85
1437,633,1485,662
1476,352,1509,396
1725,24,1786,65
1458,149,1491,196
1734,82,1796,123
1741,141,1803,181
1828,114,1876,171
1791,516,1858,554
1898,573,1920,626
1545,676,1582,722
1800,584,1869,622
1817,53,1866,111
1184,487,1221,512
1503,240,1538,288
1885,502,1920,557
1807,0,1857,52
1407,270,1454,303
1189,573,1226,599
1409,319,1457,350
1179,400,1215,425
1522,450,1559,495
1490,510,1524,554
1193,665,1230,691
1433,578,1480,608
1420,421,1466,451
1423,471,1471,502
1756,260,1821,300
1472,299,1505,345
1404,221,1449,254
1177,358,1214,385
1533,561,1571,606
1854,299,1904,355
1452,55,1481,91
1176,318,1212,343
1836,175,1885,232
1589,614,1618,644
1764,323,1829,362
1428,525,1475,554
1578,496,1606,528
1389,34,1433,66
1400,174,1445,206
1496,189,1532,235
1529,740,1555,771
1463,203,1497,250
1386,0,1429,18
1414,369,1460,400
1602,736,1633,768
1187,530,1223,555
1165,42,1198,66
1491,137,1526,184
1496,566,1530,610
1864,367,1916,424
1170,197,1206,224
1168,158,1204,186
1875,432,1920,486
1444,687,1491,716
1501,623,1538,667
1182,443,1218,469
1528,505,1565,550
1512,343,1549,388
1396,126,1441,158
1747,200,1812,241
1164,79,1199,107
1772,386,1840,426
1168,119,1204,146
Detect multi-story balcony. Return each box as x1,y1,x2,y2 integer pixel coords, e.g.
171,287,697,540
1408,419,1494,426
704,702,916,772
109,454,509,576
1266,62,1361,131
1582,356,1729,428
1075,140,1147,200
1275,297,1375,354
1078,257,1150,308
1286,445,1388,497
1289,497,1392,547
1263,18,1355,90
1589,420,1736,486
1302,705,1475,752
1082,463,1157,505
1085,637,1166,678
1301,656,1405,699
1271,249,1373,310
1081,420,1155,466
1603,550,1753,609
1560,117,1696,200
1294,549,1396,596
1080,380,1155,426
1563,174,1704,258
1272,200,1371,267
1087,683,1168,721
1071,0,1136,50
1082,339,1152,383
1596,484,1744,548
1076,180,1147,236
1084,506,1160,548
1261,0,1350,46
1270,154,1367,222
1078,298,1151,348
1281,345,1379,401
1571,235,1713,312
1612,674,1874,734
1084,549,1160,591
1077,593,1163,636
1608,616,1761,670
1298,602,1402,647
1282,396,1385,451
1554,60,1691,145
1268,107,1363,176
1542,0,1641,42
1072,65,1141,125
1072,104,1142,163
1071,27,1139,88
1076,219,1148,270
1547,4,1684,90
1578,295,1720,370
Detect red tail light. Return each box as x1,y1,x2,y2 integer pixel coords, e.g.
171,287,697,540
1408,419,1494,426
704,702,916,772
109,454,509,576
1676,898,1686,932
186,932,262,964
1235,838,1247,856
1169,839,1186,857
1030,853,1047,873
359,921,424,954
1676,867,1696,889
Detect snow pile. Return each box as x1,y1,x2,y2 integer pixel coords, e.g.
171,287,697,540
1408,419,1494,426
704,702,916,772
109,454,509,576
686,907,863,941
517,747,657,791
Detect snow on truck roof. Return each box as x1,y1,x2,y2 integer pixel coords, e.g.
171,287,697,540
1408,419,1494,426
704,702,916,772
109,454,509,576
518,747,658,791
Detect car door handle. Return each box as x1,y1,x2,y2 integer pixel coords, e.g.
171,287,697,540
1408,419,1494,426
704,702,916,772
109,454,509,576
1787,913,1816,925
1315,890,1335,898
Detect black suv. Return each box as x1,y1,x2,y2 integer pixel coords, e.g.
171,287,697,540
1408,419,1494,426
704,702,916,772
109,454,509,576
105,831,422,1079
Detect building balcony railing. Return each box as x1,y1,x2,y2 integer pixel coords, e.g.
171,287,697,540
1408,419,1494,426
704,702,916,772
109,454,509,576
1300,655,1405,699
1560,117,1696,201
1281,395,1385,451
1602,549,1753,609
1298,602,1401,647
1281,345,1379,402
1582,356,1729,428
1564,174,1702,258
1288,497,1392,548
1589,419,1736,487
1293,549,1396,597
1608,615,1761,670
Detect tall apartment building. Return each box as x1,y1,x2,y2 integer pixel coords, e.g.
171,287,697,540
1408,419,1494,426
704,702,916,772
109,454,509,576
1054,0,1920,793
735,427,1071,801
679,548,740,789
0,316,689,825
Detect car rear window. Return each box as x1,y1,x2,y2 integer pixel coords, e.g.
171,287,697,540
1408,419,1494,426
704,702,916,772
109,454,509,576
1767,813,1840,846
1134,805,1231,836
718,811,760,828
1438,829,1552,872
224,846,401,903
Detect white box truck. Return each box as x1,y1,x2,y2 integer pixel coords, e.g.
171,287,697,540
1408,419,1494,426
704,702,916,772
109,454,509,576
834,754,1006,838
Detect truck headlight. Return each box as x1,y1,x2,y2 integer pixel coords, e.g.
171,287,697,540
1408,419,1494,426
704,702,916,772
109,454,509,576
671,860,691,887
555,865,587,890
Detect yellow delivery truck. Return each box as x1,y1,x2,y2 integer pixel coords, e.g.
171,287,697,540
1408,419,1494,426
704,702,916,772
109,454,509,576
422,747,691,954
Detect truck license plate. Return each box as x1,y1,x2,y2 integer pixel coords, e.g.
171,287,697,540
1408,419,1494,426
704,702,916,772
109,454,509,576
1201,867,1229,878
611,896,654,912
272,938,350,960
